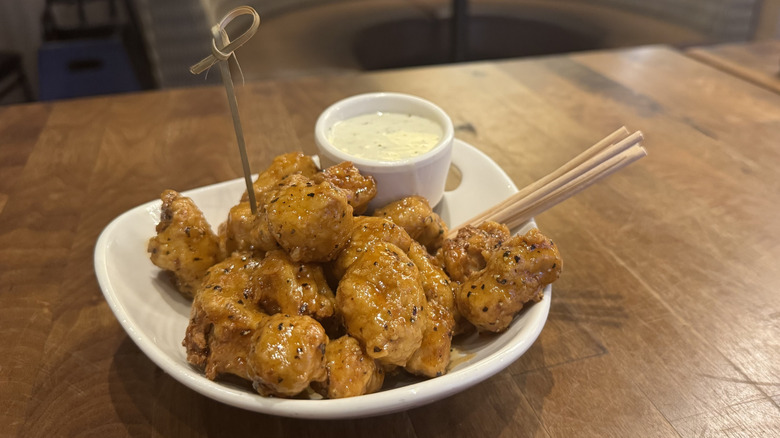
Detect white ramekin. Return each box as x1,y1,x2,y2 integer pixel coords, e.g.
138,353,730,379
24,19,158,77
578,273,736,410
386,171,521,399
315,92,454,211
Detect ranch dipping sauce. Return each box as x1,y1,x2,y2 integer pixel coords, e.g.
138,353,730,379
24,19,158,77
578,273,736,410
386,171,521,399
327,111,443,162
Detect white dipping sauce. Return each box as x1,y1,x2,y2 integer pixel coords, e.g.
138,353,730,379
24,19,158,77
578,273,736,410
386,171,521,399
327,112,443,162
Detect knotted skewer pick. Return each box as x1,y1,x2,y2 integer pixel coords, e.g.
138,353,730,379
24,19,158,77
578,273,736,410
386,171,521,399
190,6,261,214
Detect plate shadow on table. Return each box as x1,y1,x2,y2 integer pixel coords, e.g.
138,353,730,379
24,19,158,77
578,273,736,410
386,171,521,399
109,337,210,435
509,343,554,424
550,287,629,329
405,343,553,438
107,335,555,436
108,336,417,436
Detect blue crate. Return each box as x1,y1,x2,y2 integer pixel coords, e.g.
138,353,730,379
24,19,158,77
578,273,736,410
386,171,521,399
38,37,141,101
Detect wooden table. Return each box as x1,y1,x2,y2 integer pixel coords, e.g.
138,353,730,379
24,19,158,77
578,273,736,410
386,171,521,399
2,45,779,437
686,40,780,94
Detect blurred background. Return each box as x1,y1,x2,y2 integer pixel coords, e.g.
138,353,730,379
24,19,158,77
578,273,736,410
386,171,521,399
1,0,779,104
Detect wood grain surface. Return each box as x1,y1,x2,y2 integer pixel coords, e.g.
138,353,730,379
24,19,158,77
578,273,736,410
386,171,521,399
1,45,779,437
687,40,780,94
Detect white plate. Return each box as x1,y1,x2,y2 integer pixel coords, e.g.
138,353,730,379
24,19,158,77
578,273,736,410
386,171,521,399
94,139,551,419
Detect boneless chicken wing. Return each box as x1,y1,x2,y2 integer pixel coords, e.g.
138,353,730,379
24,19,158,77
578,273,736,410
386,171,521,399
373,196,448,252
242,152,319,203
265,174,353,263
248,313,328,397
330,216,413,280
404,242,459,377
184,252,334,397
437,221,511,283
455,227,562,332
228,152,318,256
313,161,377,215
255,249,336,321
148,190,223,298
184,252,265,380
336,241,426,366
404,299,454,377
220,200,280,257
316,335,384,399
407,241,463,331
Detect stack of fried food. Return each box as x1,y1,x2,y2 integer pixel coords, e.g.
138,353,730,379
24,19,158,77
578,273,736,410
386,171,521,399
147,152,562,399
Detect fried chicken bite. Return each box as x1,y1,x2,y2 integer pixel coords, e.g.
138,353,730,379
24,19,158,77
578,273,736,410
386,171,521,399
148,189,223,298
404,243,460,377
408,241,465,334
184,252,265,380
404,299,454,378
437,221,511,283
230,153,319,256
220,200,280,257
455,227,562,333
330,216,413,280
336,241,427,367
242,152,318,203
313,161,377,215
314,335,384,399
255,249,336,321
373,196,448,253
265,174,353,263
248,313,328,397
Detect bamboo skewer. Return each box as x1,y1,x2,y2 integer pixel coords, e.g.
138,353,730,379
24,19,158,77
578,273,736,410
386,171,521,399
459,126,632,228
190,6,261,214
448,127,647,237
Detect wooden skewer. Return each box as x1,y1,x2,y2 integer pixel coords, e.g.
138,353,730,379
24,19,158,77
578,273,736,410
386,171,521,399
458,126,632,228
491,131,645,225
190,6,261,214
448,127,647,237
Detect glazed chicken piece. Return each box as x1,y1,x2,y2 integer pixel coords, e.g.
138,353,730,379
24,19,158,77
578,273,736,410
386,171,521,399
241,152,319,203
255,249,336,321
330,216,413,280
404,242,459,376
315,335,384,399
437,221,511,283
229,152,319,256
148,189,223,298
265,174,353,263
248,313,328,397
404,299,454,377
455,227,562,332
220,200,280,257
336,241,427,367
313,161,377,215
407,241,464,334
183,252,265,380
373,196,448,253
